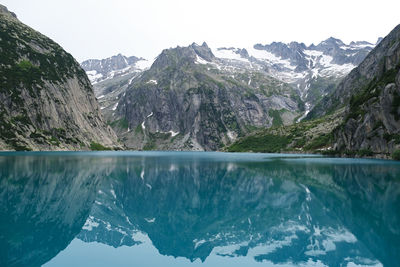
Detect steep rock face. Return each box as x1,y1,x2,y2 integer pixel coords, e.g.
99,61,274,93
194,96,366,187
326,25,400,156
0,5,119,150
111,43,303,151
308,25,400,119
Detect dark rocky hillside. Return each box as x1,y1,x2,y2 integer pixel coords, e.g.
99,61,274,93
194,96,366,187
0,5,119,150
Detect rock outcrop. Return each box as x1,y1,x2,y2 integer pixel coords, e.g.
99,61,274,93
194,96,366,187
327,24,400,156
0,5,119,150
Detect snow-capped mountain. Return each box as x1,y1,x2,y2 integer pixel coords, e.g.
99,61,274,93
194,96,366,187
81,38,375,107
208,38,375,110
107,42,304,151
80,38,375,151
81,53,152,84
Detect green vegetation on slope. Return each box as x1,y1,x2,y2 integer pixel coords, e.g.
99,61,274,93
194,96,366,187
90,142,112,151
227,134,290,153
227,110,344,153
347,64,400,122
392,150,400,160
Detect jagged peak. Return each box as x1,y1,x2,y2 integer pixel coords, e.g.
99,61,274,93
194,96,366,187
320,37,345,46
190,42,209,49
0,4,17,19
350,40,373,46
81,53,143,64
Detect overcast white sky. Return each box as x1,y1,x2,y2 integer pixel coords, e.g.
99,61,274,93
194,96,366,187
2,0,400,62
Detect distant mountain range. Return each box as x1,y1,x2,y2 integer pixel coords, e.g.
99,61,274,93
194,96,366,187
81,54,152,84
80,37,377,151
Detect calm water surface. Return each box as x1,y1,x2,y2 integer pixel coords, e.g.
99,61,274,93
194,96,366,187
0,152,399,267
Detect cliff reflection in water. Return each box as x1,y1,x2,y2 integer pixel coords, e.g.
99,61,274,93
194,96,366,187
1,153,400,267
0,154,109,266
77,154,400,266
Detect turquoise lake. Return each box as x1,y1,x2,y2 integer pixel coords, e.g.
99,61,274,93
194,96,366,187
1,152,399,267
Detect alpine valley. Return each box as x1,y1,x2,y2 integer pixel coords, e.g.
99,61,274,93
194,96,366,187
1,3,400,159
81,34,380,152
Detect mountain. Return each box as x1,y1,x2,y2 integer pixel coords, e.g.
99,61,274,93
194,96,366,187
81,53,151,85
107,42,304,150
329,24,400,156
214,38,373,114
81,54,152,120
83,37,373,151
228,24,400,159
0,5,119,151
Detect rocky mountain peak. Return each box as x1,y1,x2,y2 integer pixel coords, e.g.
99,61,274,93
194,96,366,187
350,40,372,46
152,43,215,70
288,41,307,51
0,4,17,19
322,37,345,47
201,41,209,48
190,42,215,61
81,54,141,73
81,53,146,84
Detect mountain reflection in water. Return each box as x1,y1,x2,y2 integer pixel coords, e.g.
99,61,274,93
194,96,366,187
1,152,399,267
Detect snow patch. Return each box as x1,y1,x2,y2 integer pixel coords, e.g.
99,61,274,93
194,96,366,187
112,102,119,111
212,47,249,62
193,239,206,249
195,55,209,65
135,58,153,70
144,217,156,223
169,130,179,137
146,79,158,85
247,47,295,70
305,228,357,256
82,216,99,231
86,70,103,84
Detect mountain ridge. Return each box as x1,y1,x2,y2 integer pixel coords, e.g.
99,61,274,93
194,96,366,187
82,37,374,151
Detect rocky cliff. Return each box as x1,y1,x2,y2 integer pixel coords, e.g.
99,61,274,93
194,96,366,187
0,155,102,266
0,5,119,150
229,24,400,158
326,24,400,157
